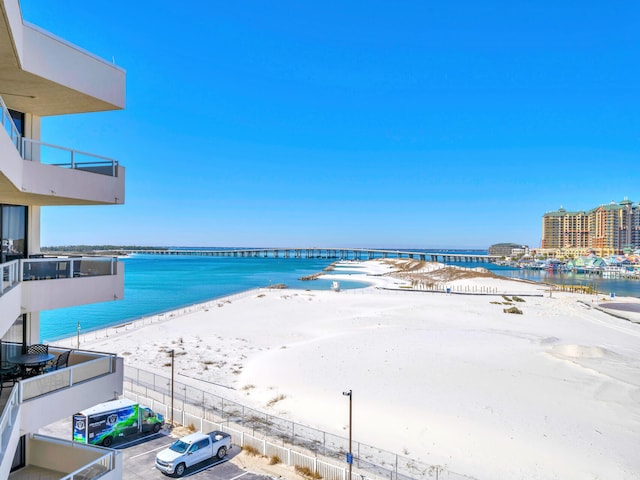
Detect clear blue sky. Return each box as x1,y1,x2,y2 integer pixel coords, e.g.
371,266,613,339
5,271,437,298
22,1,639,249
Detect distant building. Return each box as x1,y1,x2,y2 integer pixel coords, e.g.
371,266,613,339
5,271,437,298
488,243,529,257
542,198,640,256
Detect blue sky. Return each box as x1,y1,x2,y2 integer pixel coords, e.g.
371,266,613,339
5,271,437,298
22,1,639,249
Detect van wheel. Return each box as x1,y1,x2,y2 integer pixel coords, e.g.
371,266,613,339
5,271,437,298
153,423,161,433
217,446,227,459
174,463,186,477
102,436,113,447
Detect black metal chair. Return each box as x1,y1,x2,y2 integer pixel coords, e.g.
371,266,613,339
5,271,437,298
45,350,71,372
23,344,50,377
27,344,49,355
0,362,21,392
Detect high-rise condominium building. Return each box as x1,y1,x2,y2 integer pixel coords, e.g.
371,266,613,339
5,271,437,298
0,1,126,477
541,198,640,256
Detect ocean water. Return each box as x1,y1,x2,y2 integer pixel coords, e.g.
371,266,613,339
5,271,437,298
446,260,640,298
40,254,350,341
40,252,640,341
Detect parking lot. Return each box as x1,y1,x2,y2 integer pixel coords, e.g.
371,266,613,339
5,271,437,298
40,419,274,480
116,432,272,480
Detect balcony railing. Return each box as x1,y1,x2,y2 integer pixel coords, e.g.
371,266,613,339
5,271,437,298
19,347,116,402
0,385,19,457
0,94,118,177
0,96,22,154
0,260,19,295
22,138,119,177
23,434,119,480
21,257,118,282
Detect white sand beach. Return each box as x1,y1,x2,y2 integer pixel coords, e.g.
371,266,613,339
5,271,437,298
56,260,640,479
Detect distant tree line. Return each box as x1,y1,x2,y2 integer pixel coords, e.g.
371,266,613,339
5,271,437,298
42,245,168,253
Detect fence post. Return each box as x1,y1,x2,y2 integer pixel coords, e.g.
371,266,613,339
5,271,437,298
395,453,398,480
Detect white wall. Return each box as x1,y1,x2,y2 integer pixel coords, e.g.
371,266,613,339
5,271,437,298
21,266,125,312
0,125,24,189
1,0,24,61
0,284,21,335
19,358,124,434
21,25,125,109
22,162,125,205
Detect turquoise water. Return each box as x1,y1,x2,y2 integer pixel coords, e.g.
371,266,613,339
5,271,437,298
446,260,640,298
40,252,639,342
40,254,353,341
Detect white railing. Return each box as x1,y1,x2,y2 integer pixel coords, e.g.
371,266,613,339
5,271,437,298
0,96,22,154
0,94,118,177
19,348,116,402
22,138,118,177
30,434,118,480
0,260,20,295
0,385,19,458
20,257,117,282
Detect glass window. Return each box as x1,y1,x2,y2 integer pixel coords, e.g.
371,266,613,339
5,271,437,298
1,314,24,361
1,205,27,263
8,109,24,136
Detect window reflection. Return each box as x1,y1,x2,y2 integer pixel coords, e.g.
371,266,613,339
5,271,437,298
1,205,26,263
8,109,24,136
1,314,24,361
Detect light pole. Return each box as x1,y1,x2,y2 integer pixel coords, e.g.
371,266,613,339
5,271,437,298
342,389,352,480
169,349,175,427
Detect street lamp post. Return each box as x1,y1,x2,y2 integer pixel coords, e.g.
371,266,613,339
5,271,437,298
169,349,175,427
343,389,353,480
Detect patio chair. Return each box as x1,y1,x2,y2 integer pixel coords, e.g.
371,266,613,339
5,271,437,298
27,344,49,355
0,362,21,392
45,350,71,372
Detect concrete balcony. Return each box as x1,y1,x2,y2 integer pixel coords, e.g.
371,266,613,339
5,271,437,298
0,109,125,206
20,257,124,312
9,434,122,480
1,0,126,116
0,257,123,335
0,348,124,478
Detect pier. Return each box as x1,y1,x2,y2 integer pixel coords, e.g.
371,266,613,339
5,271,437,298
120,248,499,264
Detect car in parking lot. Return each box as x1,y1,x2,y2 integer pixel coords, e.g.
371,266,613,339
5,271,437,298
155,430,232,476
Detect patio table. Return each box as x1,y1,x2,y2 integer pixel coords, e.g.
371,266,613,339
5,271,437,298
8,353,55,377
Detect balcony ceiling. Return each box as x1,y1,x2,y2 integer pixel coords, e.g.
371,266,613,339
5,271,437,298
0,3,123,116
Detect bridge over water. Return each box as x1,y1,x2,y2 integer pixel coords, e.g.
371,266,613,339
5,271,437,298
121,248,499,264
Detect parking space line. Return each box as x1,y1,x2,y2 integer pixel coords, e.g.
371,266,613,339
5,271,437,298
184,459,227,477
228,472,250,480
129,443,173,459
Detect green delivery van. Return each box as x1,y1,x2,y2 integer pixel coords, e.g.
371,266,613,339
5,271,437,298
73,399,164,447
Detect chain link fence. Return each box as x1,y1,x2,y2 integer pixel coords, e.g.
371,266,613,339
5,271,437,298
124,365,476,480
